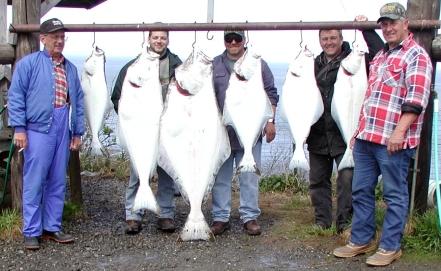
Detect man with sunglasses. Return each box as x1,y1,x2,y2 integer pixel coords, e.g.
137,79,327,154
8,18,85,250
111,29,182,235
210,30,278,236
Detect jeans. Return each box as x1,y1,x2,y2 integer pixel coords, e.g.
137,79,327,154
125,165,175,221
309,152,353,231
211,141,261,223
350,139,415,251
23,105,70,237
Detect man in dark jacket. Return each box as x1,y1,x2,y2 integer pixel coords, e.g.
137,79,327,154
111,30,182,235
306,15,383,233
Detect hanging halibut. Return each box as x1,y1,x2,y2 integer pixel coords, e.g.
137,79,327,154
81,45,111,156
331,33,369,170
118,45,163,214
223,49,273,175
158,49,231,241
280,46,324,171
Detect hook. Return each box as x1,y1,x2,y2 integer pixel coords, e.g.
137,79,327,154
352,29,357,48
192,21,197,51
92,22,96,48
245,20,249,47
299,20,303,49
206,30,214,40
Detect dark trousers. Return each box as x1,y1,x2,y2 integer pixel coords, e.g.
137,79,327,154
309,152,353,231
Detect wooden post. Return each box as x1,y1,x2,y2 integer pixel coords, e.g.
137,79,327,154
10,0,40,212
406,0,440,214
68,151,83,206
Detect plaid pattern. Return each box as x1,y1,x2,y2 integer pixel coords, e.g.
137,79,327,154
53,56,68,108
356,33,432,148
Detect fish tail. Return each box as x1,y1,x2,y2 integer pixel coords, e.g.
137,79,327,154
132,184,159,214
90,138,105,156
180,208,211,241
289,149,310,171
338,149,354,171
237,151,258,174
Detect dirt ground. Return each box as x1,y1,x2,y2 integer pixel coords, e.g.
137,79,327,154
0,177,440,271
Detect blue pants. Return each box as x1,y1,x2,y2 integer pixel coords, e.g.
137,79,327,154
211,141,262,223
350,139,414,251
125,165,175,220
22,106,70,237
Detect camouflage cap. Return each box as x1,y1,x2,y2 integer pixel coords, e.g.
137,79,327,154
224,30,245,38
377,2,407,23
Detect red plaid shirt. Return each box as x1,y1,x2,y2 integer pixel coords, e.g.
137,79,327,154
355,33,432,148
53,56,68,108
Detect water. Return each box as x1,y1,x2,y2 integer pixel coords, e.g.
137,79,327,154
69,56,441,177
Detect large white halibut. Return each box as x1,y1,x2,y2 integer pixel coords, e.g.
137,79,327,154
118,45,162,214
81,46,110,155
223,49,273,175
280,47,324,171
331,33,369,170
158,50,231,241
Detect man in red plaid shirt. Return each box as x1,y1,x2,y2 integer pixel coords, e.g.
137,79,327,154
333,2,432,267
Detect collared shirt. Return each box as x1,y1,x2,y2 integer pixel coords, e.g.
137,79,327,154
53,56,68,108
355,33,432,148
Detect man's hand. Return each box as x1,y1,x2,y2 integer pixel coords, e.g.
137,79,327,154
387,129,405,154
263,122,276,143
14,132,27,150
70,136,82,151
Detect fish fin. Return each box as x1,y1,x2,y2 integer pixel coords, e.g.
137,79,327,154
132,184,160,214
338,149,354,171
289,149,310,171
179,210,211,241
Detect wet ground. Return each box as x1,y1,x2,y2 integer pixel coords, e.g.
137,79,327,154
0,177,439,271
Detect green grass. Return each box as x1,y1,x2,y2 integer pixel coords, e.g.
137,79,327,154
80,153,130,180
63,201,86,222
0,209,21,240
260,173,309,194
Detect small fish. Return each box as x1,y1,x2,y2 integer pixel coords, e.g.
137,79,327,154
158,49,231,241
280,46,324,171
81,45,111,156
223,48,273,175
331,32,369,170
118,45,163,214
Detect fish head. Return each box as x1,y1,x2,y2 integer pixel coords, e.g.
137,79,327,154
174,50,213,95
288,46,314,77
83,45,105,76
233,49,261,80
127,48,160,88
341,50,364,75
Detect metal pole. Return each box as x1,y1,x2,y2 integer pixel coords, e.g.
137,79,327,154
8,20,441,33
207,0,214,23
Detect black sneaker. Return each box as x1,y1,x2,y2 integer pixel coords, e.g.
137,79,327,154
42,230,74,243
24,236,40,250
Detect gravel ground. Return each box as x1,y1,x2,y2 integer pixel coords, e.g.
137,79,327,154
0,177,439,271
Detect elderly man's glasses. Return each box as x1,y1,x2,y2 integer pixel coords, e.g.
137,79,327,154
224,34,243,43
45,34,68,42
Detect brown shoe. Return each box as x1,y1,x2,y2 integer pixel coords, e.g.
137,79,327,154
333,241,377,258
366,248,402,266
243,220,261,236
125,220,142,235
210,221,230,235
42,230,74,244
157,218,176,233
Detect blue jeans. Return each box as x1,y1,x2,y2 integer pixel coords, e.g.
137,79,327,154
211,141,261,223
350,139,415,251
23,106,70,237
125,165,175,220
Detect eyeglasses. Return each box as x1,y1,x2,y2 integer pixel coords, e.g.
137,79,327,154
224,34,243,43
45,34,68,42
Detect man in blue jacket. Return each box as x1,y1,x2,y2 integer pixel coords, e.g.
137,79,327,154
211,30,278,236
8,18,85,250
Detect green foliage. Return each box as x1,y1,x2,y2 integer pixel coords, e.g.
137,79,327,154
403,209,441,254
0,209,21,240
63,201,86,222
80,152,130,180
260,173,309,194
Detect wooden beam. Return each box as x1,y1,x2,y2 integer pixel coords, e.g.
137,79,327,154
41,0,61,17
0,43,15,64
432,34,441,61
406,0,440,214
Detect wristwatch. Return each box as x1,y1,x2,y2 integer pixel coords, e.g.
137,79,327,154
267,118,275,124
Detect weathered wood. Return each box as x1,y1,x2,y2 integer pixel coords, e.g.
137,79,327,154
432,34,441,61
0,0,6,43
406,0,440,214
68,151,83,206
10,148,22,212
0,44,15,64
41,0,61,17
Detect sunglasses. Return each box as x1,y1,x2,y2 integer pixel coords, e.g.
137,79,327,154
224,34,243,43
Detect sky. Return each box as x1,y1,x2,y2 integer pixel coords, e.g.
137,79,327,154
4,0,434,63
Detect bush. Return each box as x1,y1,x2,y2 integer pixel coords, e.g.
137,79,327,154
260,172,308,194
0,209,21,240
403,209,441,254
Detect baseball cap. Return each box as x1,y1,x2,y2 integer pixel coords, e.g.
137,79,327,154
377,2,407,23
224,30,245,39
40,18,65,34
